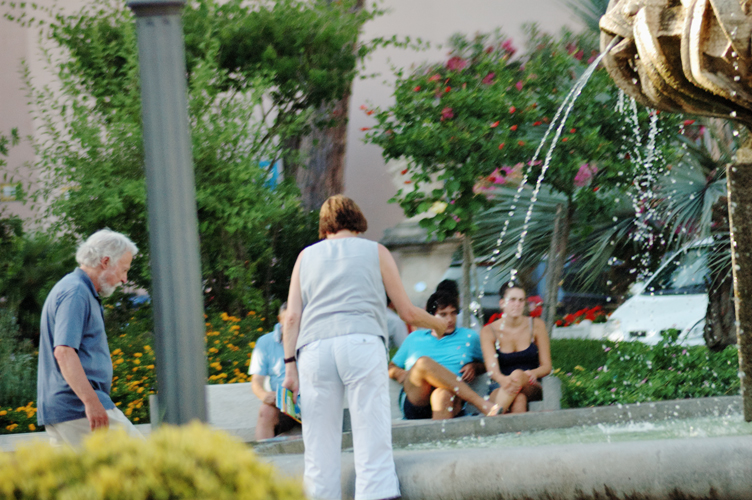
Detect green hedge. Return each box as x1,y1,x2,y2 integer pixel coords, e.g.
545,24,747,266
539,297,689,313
552,331,741,408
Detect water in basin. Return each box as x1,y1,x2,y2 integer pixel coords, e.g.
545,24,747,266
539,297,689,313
402,412,752,451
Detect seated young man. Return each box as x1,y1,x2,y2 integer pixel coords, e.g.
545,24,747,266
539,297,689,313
388,291,500,420
249,303,301,439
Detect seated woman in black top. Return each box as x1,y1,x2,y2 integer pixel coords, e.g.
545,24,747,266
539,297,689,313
480,282,552,413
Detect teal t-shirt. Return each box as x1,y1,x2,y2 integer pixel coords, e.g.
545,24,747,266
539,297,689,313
391,327,483,376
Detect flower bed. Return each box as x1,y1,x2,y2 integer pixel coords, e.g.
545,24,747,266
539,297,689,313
0,309,267,435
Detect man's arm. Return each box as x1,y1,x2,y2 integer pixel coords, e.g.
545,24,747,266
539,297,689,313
251,375,276,406
54,346,108,430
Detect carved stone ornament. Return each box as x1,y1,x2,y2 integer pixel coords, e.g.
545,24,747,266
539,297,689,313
600,0,752,126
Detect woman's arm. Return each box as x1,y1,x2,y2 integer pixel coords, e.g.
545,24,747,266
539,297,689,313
378,244,446,335
530,317,552,379
480,324,504,384
282,251,304,400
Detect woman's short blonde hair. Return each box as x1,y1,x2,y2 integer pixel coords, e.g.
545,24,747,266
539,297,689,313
318,195,368,239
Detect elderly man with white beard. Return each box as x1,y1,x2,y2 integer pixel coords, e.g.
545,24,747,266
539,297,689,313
36,229,143,447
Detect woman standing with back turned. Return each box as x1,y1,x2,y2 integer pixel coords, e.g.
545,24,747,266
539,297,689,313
282,195,447,500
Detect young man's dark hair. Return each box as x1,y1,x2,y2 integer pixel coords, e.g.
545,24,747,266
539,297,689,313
435,279,460,299
426,290,459,315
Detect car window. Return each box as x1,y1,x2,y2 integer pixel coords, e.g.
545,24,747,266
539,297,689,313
645,247,709,295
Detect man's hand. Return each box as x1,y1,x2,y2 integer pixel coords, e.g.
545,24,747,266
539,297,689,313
459,363,477,383
388,363,407,385
84,399,109,431
263,392,276,406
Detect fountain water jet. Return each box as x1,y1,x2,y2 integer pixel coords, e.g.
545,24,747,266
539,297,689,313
600,0,752,421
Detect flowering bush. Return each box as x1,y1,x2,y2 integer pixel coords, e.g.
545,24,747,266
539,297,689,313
0,422,305,499
555,305,609,327
555,330,741,408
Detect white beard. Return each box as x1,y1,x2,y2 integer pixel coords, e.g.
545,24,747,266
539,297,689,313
98,272,117,298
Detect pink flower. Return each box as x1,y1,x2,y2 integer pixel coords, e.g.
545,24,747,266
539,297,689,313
515,81,524,91
574,50,584,61
604,347,611,352
441,107,454,121
574,163,598,187
482,72,495,84
488,168,507,185
446,56,467,71
428,74,442,82
611,388,617,393
501,39,517,56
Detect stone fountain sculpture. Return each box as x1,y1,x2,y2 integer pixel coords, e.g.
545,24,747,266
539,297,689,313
600,0,752,421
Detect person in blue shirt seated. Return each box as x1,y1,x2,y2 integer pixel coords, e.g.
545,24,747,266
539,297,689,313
249,302,301,440
388,291,505,420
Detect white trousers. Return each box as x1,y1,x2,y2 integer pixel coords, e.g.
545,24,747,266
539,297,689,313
298,333,400,500
45,407,144,448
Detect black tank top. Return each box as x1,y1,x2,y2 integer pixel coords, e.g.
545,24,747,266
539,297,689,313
496,317,540,375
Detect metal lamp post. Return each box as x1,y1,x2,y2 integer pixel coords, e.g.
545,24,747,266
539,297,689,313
127,0,207,425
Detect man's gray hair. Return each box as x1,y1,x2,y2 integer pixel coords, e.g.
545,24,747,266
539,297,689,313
76,229,138,268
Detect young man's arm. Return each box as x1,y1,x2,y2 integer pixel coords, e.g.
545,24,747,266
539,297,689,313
251,375,276,406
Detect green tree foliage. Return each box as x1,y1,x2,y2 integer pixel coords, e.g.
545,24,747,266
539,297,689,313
365,27,682,242
0,218,76,342
6,0,370,316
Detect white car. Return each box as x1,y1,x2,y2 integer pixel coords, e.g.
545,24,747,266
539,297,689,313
604,239,713,346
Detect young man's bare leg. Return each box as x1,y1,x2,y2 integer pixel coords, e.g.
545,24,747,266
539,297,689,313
403,356,499,416
255,404,281,440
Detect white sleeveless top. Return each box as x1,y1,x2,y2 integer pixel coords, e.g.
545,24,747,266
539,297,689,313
297,237,387,350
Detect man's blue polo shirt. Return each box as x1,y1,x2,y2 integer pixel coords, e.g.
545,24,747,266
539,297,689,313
248,323,286,392
37,268,115,426
391,327,483,376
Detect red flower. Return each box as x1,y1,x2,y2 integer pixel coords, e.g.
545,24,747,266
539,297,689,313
490,121,500,128
428,74,441,82
482,72,495,84
683,119,696,126
518,141,525,146
400,168,409,175
509,106,516,114
414,86,421,92
445,86,452,93
593,186,600,192
570,128,576,133
404,180,412,184
366,110,374,116
446,56,467,71
510,124,518,131
574,49,584,60
360,127,370,131
498,143,505,150
441,107,454,121
359,104,367,110
533,121,543,126
562,137,568,142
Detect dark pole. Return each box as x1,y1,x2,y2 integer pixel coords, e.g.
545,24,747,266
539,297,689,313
726,148,752,422
127,0,207,425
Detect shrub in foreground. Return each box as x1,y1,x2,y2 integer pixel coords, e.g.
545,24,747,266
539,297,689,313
0,422,304,500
